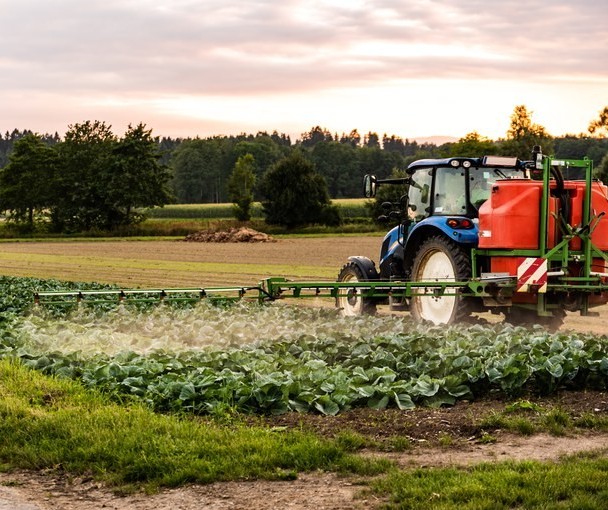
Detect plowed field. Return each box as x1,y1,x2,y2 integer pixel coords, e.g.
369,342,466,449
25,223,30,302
0,237,379,287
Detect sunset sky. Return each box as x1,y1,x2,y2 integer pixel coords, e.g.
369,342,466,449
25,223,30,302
2,0,606,142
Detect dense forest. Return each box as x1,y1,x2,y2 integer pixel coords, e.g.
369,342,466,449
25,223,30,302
2,108,608,206
0,105,607,232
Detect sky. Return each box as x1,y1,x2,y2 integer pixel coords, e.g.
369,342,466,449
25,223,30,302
1,0,607,143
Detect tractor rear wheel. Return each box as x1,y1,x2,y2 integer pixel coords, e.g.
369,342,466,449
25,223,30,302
336,262,377,316
410,235,471,325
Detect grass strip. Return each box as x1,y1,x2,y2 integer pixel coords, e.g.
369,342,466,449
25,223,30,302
372,452,608,509
0,359,388,490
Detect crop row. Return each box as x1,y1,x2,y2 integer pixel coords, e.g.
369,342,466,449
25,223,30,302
2,277,608,416
7,325,608,415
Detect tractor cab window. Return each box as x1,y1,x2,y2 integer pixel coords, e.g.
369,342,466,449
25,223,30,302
469,166,523,211
434,167,466,215
407,169,432,222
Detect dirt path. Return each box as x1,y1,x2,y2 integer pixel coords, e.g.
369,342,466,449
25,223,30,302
0,471,369,510
2,432,608,510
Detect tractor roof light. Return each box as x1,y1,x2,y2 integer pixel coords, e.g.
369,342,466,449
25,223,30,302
462,160,472,168
450,160,460,167
482,156,518,167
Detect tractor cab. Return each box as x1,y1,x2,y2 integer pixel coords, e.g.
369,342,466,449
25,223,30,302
364,155,527,282
408,157,524,220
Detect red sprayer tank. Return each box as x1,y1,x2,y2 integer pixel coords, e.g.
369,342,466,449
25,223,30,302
478,180,559,249
478,178,608,278
478,179,558,276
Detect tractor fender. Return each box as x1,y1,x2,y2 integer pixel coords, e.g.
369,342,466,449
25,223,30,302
379,226,404,264
403,220,477,274
378,226,405,279
409,216,479,246
346,256,380,281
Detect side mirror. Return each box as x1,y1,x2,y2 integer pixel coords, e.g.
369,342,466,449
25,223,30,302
363,175,377,198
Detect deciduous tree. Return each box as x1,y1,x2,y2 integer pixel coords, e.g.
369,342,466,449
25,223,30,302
589,106,608,137
227,154,256,221
448,132,497,157
52,121,171,232
259,151,340,228
501,105,553,159
0,133,58,230
594,153,608,184
107,123,173,227
53,120,116,231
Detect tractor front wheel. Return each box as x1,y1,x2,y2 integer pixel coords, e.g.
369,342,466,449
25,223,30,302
410,236,471,325
336,262,377,316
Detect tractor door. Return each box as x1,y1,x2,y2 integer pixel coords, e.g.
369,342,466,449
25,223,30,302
433,167,467,216
407,169,433,222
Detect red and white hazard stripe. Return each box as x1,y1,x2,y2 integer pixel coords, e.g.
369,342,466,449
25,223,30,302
517,258,548,293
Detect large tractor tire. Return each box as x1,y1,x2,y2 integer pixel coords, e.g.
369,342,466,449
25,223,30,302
336,262,377,316
410,235,471,325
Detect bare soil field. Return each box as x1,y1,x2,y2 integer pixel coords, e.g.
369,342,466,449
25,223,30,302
0,237,380,287
1,237,608,509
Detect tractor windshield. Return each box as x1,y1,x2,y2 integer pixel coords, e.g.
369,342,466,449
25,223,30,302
432,165,523,217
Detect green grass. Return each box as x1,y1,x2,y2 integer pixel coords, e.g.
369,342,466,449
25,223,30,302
0,359,387,490
0,235,183,243
138,200,379,235
0,199,380,238
476,400,608,438
372,453,608,509
146,202,265,219
145,199,371,221
574,412,608,431
3,360,608,507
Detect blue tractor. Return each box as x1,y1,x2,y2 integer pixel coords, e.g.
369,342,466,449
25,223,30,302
336,155,526,324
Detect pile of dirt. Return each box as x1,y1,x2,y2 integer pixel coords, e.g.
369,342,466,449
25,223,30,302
182,227,275,243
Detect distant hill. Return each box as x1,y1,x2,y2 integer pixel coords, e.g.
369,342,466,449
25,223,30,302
412,135,458,145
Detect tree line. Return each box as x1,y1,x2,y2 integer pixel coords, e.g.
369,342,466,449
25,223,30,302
0,121,172,232
1,105,607,232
